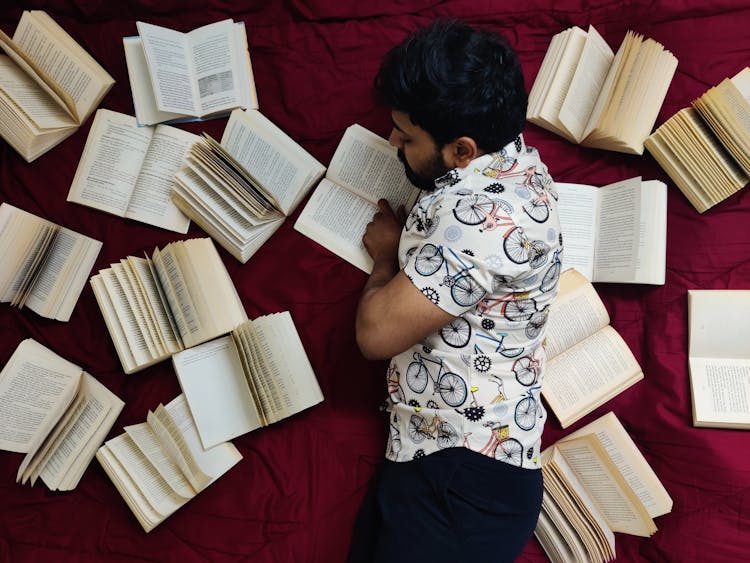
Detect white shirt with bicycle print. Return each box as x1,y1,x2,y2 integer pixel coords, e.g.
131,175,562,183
385,135,563,469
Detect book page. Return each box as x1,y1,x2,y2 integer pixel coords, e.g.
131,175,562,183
562,412,673,518
25,226,101,322
122,37,186,126
0,55,76,129
187,19,240,116
221,109,326,214
124,122,196,233
326,124,420,207
559,25,615,141
124,422,194,499
554,182,598,280
105,432,187,519
172,335,262,449
536,491,591,563
545,269,610,359
245,312,323,424
294,178,379,273
0,339,81,453
67,109,153,217
555,435,656,536
688,289,750,427
631,180,667,285
592,177,641,282
14,11,110,121
37,372,122,490
543,325,643,428
136,21,198,116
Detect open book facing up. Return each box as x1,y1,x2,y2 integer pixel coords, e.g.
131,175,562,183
124,19,257,126
172,108,326,262
294,123,422,273
67,109,199,233
172,311,323,449
535,412,672,563
555,177,667,285
0,203,102,321
527,25,677,155
645,67,750,213
0,10,114,161
96,394,242,532
542,269,644,428
688,289,750,429
0,339,124,491
90,237,248,374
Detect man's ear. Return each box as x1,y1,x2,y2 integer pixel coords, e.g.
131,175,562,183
443,136,481,168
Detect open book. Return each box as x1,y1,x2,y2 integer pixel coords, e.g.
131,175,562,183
172,311,323,449
0,202,102,321
294,124,421,272
89,237,248,374
555,177,667,284
0,339,124,491
172,108,326,262
0,10,114,161
124,19,257,126
527,25,677,155
96,394,242,532
645,68,750,213
688,289,750,428
535,411,672,563
68,109,199,233
542,269,644,428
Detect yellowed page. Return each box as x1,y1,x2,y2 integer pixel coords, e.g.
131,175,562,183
0,339,81,453
555,434,656,536
554,182,598,280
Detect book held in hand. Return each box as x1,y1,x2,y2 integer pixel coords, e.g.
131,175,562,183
0,10,114,161
0,339,124,491
527,25,677,155
0,203,102,321
172,109,326,262
294,124,421,272
645,68,750,213
555,177,667,285
124,19,257,126
172,311,323,449
688,289,750,429
90,237,248,374
96,394,242,532
542,269,644,428
535,412,672,563
67,109,199,233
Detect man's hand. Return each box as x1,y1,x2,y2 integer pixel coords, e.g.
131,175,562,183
362,199,406,265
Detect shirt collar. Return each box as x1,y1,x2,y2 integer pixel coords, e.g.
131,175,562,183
433,134,525,189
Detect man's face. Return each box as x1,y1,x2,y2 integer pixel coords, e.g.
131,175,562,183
388,110,452,191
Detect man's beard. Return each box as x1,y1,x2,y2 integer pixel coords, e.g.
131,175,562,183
397,149,451,192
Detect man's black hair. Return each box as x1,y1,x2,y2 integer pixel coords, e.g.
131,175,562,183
375,19,527,153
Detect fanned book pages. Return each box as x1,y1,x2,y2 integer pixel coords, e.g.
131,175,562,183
688,289,750,429
89,237,248,374
0,203,102,321
96,394,242,532
555,177,667,284
542,269,644,428
0,10,114,161
172,108,326,262
294,123,422,273
0,339,124,491
67,109,199,233
645,67,750,213
535,412,672,563
172,311,323,449
527,25,677,154
123,19,257,126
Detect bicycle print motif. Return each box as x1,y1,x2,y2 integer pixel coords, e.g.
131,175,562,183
406,352,468,407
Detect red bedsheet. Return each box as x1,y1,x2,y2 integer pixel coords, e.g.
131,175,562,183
1,1,749,561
